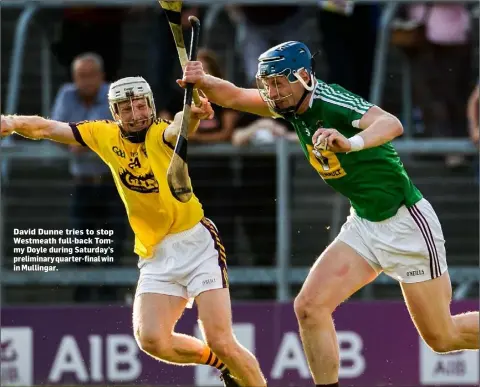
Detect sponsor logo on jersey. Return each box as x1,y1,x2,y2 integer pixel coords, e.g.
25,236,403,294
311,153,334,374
119,169,159,193
321,169,344,178
313,149,330,170
307,144,346,180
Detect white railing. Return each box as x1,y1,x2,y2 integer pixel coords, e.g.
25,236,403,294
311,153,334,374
1,141,478,302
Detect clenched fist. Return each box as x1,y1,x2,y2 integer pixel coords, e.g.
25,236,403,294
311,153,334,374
312,128,351,153
177,61,207,89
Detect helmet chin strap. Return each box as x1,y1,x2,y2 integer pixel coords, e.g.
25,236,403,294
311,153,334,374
293,88,310,115
119,119,153,143
292,71,316,114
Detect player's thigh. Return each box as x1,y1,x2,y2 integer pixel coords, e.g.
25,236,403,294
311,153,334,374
400,271,456,346
195,288,237,358
383,200,455,345
295,239,379,316
185,218,229,301
133,293,188,348
379,199,447,283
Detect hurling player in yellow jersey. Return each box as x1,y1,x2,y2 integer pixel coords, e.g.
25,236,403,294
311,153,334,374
1,77,266,387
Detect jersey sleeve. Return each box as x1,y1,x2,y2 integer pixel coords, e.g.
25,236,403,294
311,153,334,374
69,120,106,154
144,119,175,151
320,85,374,129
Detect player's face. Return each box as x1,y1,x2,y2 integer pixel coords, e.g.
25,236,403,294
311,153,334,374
117,98,152,132
259,75,302,111
260,76,294,110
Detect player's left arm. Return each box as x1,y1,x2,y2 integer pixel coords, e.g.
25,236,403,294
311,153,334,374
313,105,403,153
354,106,404,148
162,97,214,146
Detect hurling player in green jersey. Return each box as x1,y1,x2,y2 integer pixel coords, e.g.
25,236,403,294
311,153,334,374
179,41,479,387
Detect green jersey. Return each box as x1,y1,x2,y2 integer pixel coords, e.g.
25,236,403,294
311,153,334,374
284,80,422,222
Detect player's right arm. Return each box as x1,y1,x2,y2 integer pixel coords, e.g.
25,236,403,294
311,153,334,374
179,61,274,118
1,114,82,145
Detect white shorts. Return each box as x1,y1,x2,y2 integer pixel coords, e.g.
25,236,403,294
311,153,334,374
135,218,228,307
336,198,448,283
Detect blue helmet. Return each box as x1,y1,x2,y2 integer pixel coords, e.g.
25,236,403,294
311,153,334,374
257,41,313,82
256,41,315,115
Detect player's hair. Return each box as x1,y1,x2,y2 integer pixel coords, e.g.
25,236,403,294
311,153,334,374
197,48,224,79
71,52,104,74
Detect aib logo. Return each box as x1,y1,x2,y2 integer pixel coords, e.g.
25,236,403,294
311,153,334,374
112,146,126,158
1,327,33,386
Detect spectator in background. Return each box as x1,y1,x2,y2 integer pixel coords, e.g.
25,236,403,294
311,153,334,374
227,5,303,85
406,3,472,167
189,49,239,145
232,112,297,275
51,52,126,302
317,0,379,100
51,7,126,82
467,83,479,180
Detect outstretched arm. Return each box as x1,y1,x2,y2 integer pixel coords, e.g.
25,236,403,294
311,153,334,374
1,115,81,145
199,75,272,117
179,61,273,118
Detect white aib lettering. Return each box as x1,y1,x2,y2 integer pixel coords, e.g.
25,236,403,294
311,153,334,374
48,335,141,383
270,331,365,379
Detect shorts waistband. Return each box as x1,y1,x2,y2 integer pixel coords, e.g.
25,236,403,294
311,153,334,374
351,198,426,225
162,220,204,244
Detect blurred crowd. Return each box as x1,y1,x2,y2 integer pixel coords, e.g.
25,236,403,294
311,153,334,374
3,2,479,302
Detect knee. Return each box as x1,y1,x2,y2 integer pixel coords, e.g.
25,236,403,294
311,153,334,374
294,292,332,326
135,328,174,361
423,332,456,354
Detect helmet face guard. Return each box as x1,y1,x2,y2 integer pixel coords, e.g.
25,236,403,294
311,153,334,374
256,72,297,115
108,77,156,132
110,94,155,131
